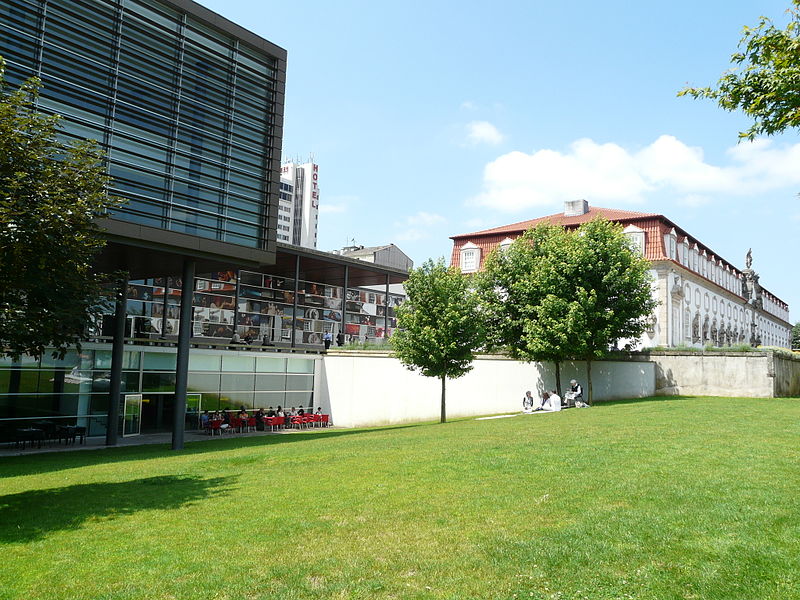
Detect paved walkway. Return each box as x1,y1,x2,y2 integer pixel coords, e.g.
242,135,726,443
0,428,300,458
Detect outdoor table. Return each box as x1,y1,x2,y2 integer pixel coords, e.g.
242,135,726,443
16,428,45,449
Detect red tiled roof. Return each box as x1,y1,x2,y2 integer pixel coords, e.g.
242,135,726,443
450,207,661,239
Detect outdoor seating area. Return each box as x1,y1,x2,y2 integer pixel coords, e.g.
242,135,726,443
0,421,87,450
203,411,331,435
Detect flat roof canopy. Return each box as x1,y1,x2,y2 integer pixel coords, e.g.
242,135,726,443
94,219,408,288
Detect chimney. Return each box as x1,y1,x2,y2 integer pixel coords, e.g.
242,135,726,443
564,199,589,216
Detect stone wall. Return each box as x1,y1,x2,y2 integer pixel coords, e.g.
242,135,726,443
631,350,800,398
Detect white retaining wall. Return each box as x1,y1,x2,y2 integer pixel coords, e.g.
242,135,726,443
315,353,656,428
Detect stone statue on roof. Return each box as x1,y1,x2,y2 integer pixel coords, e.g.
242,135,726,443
745,248,752,269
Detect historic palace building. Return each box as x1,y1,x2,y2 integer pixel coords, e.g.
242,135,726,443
450,200,791,350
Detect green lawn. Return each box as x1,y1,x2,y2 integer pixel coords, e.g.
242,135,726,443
1,397,798,600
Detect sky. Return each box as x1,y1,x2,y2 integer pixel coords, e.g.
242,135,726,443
199,0,800,321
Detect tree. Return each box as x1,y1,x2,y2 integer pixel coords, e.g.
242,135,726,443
479,219,657,404
679,1,800,140
477,223,573,393
0,59,118,360
391,258,484,423
792,321,800,350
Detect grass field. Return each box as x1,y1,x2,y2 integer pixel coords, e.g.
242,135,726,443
1,397,798,600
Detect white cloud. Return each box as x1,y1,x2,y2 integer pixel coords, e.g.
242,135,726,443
460,100,477,111
319,194,357,214
471,135,800,212
394,212,446,241
465,121,505,146
676,194,713,207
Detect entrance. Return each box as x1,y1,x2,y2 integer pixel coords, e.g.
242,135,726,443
140,393,202,433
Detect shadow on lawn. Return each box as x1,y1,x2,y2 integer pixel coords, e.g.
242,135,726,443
0,474,235,543
0,423,430,478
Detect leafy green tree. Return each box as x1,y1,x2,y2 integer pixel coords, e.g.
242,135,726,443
792,321,800,350
679,1,800,140
0,59,117,359
479,219,657,404
391,258,484,423
477,223,572,393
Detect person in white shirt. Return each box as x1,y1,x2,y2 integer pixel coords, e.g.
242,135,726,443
535,391,561,412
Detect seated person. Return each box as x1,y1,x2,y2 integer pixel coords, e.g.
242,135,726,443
315,407,323,415
297,407,305,416
547,390,562,411
564,379,583,406
534,391,561,412
522,391,535,413
266,406,276,418
200,411,210,429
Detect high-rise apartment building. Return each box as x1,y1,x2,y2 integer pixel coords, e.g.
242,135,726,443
279,161,319,248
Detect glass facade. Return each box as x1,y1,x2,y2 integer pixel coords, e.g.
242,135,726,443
113,269,403,346
0,0,284,249
0,346,316,435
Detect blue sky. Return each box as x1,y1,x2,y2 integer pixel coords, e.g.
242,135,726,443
200,0,799,321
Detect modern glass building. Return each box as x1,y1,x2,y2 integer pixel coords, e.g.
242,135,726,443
1,0,410,446
1,0,285,268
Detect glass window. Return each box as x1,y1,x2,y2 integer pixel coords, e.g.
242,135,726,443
143,352,177,371
287,358,315,374
255,374,285,391
286,374,313,390
187,373,221,392
256,356,286,373
221,374,254,391
222,355,255,372
188,354,221,371
142,372,176,392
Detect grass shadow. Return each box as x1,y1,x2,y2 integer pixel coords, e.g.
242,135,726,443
0,474,235,543
0,423,433,478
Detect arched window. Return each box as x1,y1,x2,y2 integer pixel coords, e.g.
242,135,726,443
459,242,481,273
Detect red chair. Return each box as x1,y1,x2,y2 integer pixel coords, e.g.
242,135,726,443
302,414,313,428
230,417,241,433
209,420,222,436
247,417,257,432
290,415,303,429
321,414,330,427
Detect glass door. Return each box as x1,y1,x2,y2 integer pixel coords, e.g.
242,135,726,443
123,394,142,436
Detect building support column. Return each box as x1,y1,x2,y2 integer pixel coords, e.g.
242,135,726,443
291,255,300,348
106,274,129,446
341,265,349,343
384,274,390,342
172,259,195,451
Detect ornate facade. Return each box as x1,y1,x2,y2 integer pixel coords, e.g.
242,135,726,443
450,200,791,349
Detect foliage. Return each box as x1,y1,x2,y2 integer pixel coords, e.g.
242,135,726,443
792,321,800,349
2,398,800,599
679,1,800,140
0,59,118,360
479,219,657,402
391,258,484,422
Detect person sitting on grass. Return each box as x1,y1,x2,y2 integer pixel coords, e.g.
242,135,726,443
534,391,561,412
522,391,535,413
564,379,584,406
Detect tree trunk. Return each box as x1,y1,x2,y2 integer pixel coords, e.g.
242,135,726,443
440,374,447,423
587,359,593,406
554,361,562,396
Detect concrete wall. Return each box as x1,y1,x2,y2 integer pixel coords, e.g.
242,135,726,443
315,353,655,428
632,350,800,398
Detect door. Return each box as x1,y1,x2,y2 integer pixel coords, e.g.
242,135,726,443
122,394,142,436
